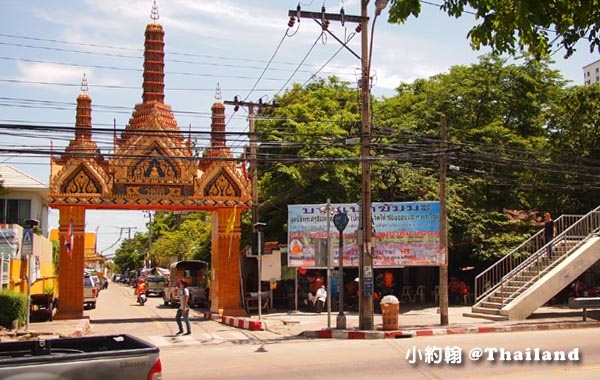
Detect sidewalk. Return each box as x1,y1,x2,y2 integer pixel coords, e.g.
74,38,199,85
216,304,600,339
0,317,90,341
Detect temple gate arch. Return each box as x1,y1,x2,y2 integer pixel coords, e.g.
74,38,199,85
49,6,250,319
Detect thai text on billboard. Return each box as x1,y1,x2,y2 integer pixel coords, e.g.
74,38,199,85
287,201,443,267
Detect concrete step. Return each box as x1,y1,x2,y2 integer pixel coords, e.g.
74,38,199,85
480,301,502,309
463,311,508,321
471,306,503,316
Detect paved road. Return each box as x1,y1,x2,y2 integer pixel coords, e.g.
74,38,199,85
84,282,288,347
31,282,597,379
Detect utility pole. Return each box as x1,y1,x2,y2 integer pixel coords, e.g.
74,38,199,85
439,114,449,325
224,97,276,306
118,226,137,240
223,98,276,235
358,0,374,332
289,1,388,330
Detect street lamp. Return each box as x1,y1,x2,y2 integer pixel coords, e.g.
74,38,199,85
333,211,349,329
358,0,388,331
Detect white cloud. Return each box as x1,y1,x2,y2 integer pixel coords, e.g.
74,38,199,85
17,61,86,84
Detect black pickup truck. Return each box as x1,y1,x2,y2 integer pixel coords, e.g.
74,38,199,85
0,334,161,380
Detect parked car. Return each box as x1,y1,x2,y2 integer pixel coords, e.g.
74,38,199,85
90,275,102,293
145,275,167,296
83,275,98,309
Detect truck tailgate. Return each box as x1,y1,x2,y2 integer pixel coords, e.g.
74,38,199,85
0,334,161,380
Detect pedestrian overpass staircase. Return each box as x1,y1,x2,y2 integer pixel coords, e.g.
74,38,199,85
465,207,600,321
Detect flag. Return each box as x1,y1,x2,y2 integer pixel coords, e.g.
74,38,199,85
65,219,73,258
226,205,237,237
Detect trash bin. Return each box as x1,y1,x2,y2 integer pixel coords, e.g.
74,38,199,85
380,295,400,330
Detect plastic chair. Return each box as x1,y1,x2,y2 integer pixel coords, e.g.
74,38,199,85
413,285,426,303
400,286,413,303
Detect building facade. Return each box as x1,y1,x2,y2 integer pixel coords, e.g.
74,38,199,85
0,164,49,236
583,59,600,86
0,165,56,293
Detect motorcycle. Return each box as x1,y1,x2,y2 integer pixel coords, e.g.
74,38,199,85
135,279,147,306
137,292,147,306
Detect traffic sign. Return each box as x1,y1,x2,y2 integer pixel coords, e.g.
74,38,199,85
21,228,33,256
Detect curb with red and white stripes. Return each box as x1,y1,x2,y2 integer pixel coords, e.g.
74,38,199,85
203,312,264,331
303,320,600,339
203,310,600,338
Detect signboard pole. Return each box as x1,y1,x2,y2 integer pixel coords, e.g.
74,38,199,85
254,222,266,320
325,200,332,329
23,219,38,332
333,211,349,329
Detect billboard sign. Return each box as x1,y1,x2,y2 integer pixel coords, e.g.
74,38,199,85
288,201,443,268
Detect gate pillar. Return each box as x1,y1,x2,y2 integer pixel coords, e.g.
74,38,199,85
54,206,86,320
210,207,245,316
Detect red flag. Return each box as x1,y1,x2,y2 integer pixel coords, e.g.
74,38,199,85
65,219,73,258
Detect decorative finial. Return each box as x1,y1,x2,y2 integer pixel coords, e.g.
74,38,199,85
150,0,159,22
81,73,88,93
215,82,222,101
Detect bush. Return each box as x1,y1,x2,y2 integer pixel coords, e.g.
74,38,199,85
0,290,27,329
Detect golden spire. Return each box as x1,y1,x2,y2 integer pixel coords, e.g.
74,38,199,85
142,1,166,104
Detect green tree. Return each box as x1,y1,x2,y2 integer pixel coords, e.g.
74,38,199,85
113,237,148,274
0,177,9,197
149,212,211,265
370,54,567,261
545,83,600,212
257,77,362,242
387,0,600,58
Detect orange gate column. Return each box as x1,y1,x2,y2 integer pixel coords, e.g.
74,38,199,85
55,206,86,320
210,208,245,316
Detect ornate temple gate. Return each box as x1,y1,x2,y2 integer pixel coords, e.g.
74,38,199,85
48,10,250,319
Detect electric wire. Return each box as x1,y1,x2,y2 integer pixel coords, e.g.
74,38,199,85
275,32,324,97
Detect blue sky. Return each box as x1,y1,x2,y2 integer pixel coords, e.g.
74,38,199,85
1,0,597,255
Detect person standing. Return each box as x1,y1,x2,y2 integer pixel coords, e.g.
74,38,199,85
175,280,191,335
542,212,556,259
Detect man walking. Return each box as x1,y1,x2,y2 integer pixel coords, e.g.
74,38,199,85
175,280,191,335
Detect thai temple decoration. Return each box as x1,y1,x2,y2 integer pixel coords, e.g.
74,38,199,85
49,1,251,319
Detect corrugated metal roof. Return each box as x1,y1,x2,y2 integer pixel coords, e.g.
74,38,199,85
0,164,48,189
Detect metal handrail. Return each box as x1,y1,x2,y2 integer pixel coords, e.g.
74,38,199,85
492,210,600,306
474,213,583,302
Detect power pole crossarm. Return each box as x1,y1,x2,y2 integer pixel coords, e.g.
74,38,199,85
287,9,367,24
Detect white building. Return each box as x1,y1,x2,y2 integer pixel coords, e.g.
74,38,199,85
0,164,49,236
583,59,600,86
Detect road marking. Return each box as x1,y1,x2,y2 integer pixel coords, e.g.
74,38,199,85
146,332,251,347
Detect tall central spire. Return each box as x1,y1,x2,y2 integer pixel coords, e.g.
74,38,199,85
142,1,165,103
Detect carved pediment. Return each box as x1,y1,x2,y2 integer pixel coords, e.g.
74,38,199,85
128,145,181,183
60,164,104,194
205,170,241,197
